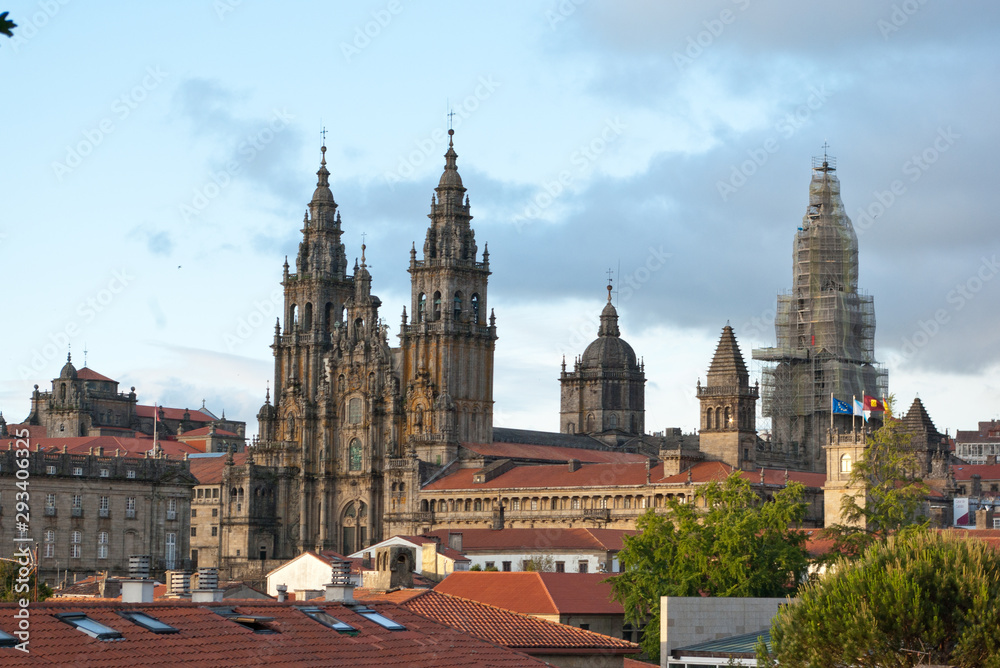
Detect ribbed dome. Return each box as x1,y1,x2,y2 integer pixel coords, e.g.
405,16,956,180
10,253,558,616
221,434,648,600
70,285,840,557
312,146,335,203
437,130,464,189
59,354,77,380
579,300,637,369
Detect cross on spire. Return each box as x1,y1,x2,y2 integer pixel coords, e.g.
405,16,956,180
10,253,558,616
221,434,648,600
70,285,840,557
320,126,327,147
606,268,614,302
447,109,455,131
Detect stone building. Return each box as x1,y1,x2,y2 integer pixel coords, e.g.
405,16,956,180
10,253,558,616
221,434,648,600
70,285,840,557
753,155,887,472
21,353,244,440
0,444,195,584
955,420,1000,465
559,285,645,442
697,325,760,470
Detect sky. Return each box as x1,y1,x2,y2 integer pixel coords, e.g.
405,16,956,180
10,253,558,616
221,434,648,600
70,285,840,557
2,1,998,440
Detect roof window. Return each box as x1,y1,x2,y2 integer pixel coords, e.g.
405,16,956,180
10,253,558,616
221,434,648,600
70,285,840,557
213,607,277,634
117,611,179,634
296,606,359,636
54,613,123,641
351,606,406,631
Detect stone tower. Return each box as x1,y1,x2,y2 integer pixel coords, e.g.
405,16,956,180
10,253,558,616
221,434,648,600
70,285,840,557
560,284,645,441
753,155,887,472
398,129,497,464
697,325,759,469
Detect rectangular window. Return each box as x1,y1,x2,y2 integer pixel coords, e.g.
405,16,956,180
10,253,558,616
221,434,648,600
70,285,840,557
510,499,520,511
98,531,109,559
126,496,136,519
73,467,83,476
484,561,495,570
578,561,588,573
126,470,136,479
212,508,218,517
72,495,82,509
348,397,362,424
165,533,176,570
167,498,177,520
99,496,110,518
191,527,197,537
530,499,538,510
46,465,57,475
502,561,511,572
191,508,197,517
211,526,218,537
44,543,54,558
197,489,204,498
71,545,81,559
46,494,56,507
571,498,580,510
100,468,110,478
555,561,565,572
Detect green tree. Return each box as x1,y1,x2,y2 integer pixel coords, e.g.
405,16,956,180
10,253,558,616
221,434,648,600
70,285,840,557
609,472,809,660
0,557,52,602
769,531,1000,667
825,397,929,559
522,554,554,572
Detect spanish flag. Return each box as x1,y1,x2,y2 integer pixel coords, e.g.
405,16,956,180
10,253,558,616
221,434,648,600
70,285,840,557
863,395,886,411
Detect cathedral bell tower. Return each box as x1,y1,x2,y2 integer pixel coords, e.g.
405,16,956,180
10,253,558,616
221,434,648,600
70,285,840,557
399,130,497,463
697,325,759,469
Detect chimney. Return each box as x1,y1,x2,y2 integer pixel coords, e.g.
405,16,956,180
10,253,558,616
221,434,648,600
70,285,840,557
324,559,356,603
167,570,192,598
568,459,580,472
448,532,463,553
362,552,372,570
192,567,223,603
121,554,154,604
276,584,287,602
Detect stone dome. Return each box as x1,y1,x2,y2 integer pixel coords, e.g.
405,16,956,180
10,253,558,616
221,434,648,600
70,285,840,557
437,131,464,189
579,301,638,369
59,354,78,380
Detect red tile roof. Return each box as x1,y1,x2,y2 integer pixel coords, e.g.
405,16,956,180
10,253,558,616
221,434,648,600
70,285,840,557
951,463,1000,481
658,460,826,488
434,572,624,616
135,404,215,423
0,600,548,666
424,461,658,491
2,434,199,459
188,452,249,484
421,528,635,552
180,426,242,438
397,589,638,654
463,440,649,464
76,367,116,382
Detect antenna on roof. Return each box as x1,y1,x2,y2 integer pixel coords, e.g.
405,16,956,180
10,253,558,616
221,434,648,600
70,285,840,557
83,344,88,368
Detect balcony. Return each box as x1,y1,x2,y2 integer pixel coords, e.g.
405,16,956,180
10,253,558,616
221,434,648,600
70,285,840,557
71,508,82,517
166,510,177,521
99,509,110,518
45,507,56,517
125,509,136,519
582,508,611,521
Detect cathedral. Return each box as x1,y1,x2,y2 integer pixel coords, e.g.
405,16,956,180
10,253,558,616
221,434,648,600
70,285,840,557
254,130,497,557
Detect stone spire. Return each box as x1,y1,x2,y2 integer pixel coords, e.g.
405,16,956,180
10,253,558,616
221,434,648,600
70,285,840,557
706,325,749,386
423,129,477,262
312,144,335,205
598,282,620,338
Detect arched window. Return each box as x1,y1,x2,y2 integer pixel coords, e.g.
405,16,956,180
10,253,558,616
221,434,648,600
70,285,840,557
60,383,67,402
290,304,298,325
608,414,618,430
348,398,362,424
567,422,575,434
325,303,333,332
453,292,463,320
586,413,595,431
474,499,483,512
304,303,313,329
840,453,852,473
338,375,346,393
471,293,480,323
724,406,731,427
348,439,362,471
706,408,713,430
433,291,442,320
418,293,426,322
354,317,364,342
714,408,720,430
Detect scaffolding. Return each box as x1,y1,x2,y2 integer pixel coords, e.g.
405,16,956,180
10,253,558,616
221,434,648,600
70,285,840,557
752,157,888,468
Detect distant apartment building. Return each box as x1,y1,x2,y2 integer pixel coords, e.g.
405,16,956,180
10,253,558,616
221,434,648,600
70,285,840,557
956,420,1000,465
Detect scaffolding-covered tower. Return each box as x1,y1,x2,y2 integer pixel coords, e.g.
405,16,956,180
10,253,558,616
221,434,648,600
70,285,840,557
753,155,888,473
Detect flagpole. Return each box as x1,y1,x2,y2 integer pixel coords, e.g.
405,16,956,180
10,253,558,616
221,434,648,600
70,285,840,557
830,393,834,433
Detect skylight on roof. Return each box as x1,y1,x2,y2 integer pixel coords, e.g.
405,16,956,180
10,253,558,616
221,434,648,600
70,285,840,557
213,607,277,634
352,607,406,631
0,629,17,648
55,613,123,641
117,611,179,634
296,606,359,635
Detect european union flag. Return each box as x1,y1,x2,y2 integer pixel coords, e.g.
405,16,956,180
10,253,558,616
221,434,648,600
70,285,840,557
831,397,853,415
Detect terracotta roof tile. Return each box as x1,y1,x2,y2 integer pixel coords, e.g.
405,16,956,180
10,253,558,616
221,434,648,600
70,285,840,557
424,461,655,491
135,405,215,423
420,528,635,552
951,463,1000,481
76,367,116,382
180,426,242,438
462,441,649,464
658,461,826,488
399,589,638,653
189,452,249,484
2,434,199,459
0,600,548,666
434,572,624,616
